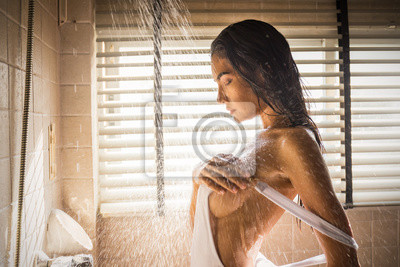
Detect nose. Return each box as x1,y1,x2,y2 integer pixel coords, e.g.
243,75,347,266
217,85,228,104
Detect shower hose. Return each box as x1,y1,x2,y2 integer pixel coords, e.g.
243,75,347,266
15,0,35,266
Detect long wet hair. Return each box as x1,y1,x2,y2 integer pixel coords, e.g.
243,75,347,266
211,19,322,149
211,19,323,229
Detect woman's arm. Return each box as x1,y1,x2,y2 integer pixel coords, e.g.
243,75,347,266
278,128,359,266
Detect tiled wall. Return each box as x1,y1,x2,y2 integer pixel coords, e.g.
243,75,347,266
97,206,400,266
0,0,62,266
59,0,98,258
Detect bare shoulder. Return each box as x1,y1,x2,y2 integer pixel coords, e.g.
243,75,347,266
256,127,323,172
256,127,318,152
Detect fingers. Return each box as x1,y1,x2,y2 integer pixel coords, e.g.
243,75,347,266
211,154,252,177
205,163,251,190
199,176,227,195
201,167,239,193
210,153,235,166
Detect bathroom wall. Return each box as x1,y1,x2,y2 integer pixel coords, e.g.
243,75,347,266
0,0,62,265
59,0,98,258
97,206,400,266
1,0,98,265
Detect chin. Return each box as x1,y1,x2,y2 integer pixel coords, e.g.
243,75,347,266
233,112,255,123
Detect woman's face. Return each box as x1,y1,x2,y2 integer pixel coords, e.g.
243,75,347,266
211,54,261,123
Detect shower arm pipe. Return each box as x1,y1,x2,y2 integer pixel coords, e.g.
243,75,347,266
15,0,35,266
58,0,68,26
153,0,165,216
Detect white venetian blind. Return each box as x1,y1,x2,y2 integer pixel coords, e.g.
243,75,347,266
95,0,396,216
347,0,400,205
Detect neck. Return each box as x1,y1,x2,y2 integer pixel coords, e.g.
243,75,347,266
260,110,290,129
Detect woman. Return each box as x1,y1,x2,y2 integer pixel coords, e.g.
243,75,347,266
189,20,359,266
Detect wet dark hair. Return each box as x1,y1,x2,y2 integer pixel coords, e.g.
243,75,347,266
211,19,322,149
212,19,324,229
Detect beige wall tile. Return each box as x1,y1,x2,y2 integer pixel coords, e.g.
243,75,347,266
50,116,62,149
67,0,94,23
61,116,92,147
60,23,94,54
10,155,20,203
41,80,51,114
7,0,20,24
20,0,28,32
97,214,192,261
7,19,21,68
23,111,35,155
292,249,319,263
41,7,58,51
33,114,44,151
264,224,292,253
33,38,42,77
0,13,7,62
0,158,11,209
265,251,292,266
61,147,93,178
352,220,372,248
40,0,58,19
62,179,95,238
0,206,11,259
33,75,43,113
61,85,92,115
346,208,372,221
41,115,50,150
358,247,372,267
372,220,398,247
44,181,58,218
49,47,58,84
372,206,399,221
373,246,398,267
0,62,8,109
23,152,44,195
41,43,51,82
50,82,60,115
9,200,27,261
33,3,42,39
21,27,26,72
9,111,21,156
8,66,23,111
0,0,6,16
60,54,92,84
52,179,62,207
277,212,291,224
293,223,319,252
0,110,9,159
23,188,45,237
42,149,50,186
42,45,59,85
10,154,33,202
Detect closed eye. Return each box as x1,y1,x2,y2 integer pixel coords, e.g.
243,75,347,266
225,79,232,86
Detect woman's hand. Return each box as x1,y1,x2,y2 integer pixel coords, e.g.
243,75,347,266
193,153,253,195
